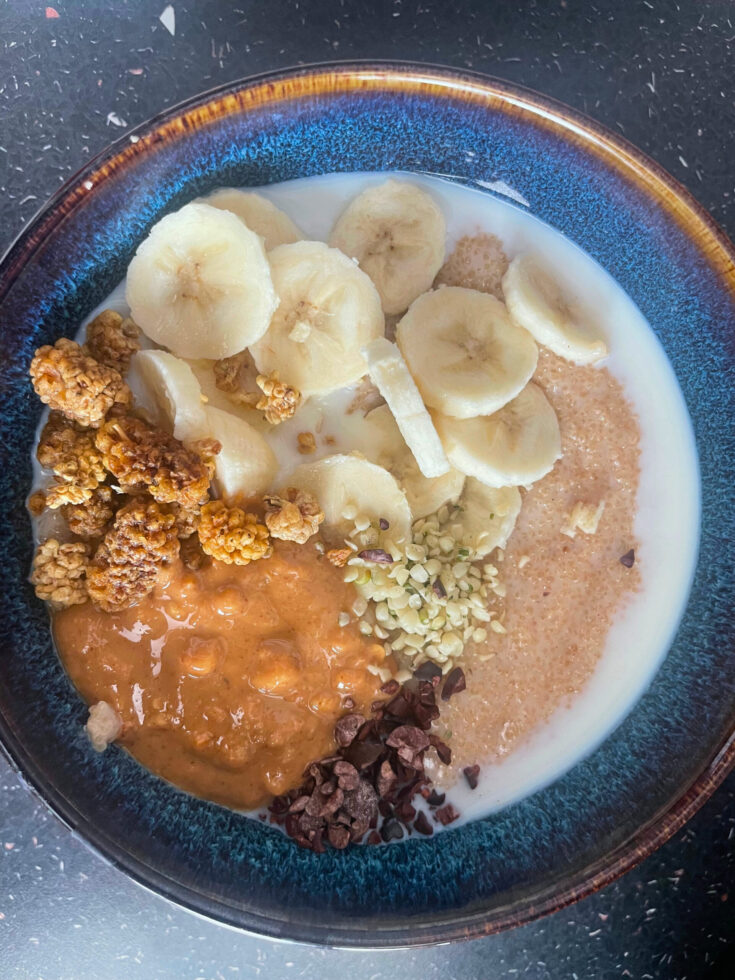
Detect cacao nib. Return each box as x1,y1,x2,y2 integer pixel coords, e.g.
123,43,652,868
413,811,434,836
463,764,481,790
334,713,365,747
441,667,466,701
380,818,405,842
435,803,460,826
620,548,635,568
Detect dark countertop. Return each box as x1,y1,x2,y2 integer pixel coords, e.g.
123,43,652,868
1,2,733,978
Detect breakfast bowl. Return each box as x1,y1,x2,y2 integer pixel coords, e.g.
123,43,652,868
0,62,733,948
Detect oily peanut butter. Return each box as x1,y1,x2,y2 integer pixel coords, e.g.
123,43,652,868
54,541,387,809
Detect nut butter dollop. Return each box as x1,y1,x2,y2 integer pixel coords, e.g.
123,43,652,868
54,541,387,809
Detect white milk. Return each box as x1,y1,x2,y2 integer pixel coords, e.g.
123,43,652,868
62,172,699,823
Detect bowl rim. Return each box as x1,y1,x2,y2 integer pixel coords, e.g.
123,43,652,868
1,60,734,948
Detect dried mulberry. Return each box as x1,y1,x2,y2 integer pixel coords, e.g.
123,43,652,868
197,500,271,565
87,496,179,611
264,487,324,544
30,538,90,607
36,412,106,490
255,372,301,424
95,415,212,509
30,338,130,428
85,310,140,372
63,485,117,538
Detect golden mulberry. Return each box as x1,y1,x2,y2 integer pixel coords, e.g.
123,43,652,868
45,483,94,510
30,538,90,607
36,412,106,491
63,485,117,538
255,372,301,424
86,496,179,611
264,487,324,544
85,310,140,373
30,338,130,428
197,500,271,565
95,416,212,509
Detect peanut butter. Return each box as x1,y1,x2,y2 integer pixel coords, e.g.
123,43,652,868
54,541,387,809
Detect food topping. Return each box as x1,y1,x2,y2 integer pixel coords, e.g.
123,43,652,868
86,496,179,611
620,548,636,568
85,310,140,372
62,485,117,538
54,541,386,810
255,371,301,424
213,350,259,401
560,500,606,538
264,487,324,544
85,701,123,753
326,547,351,568
95,415,212,508
44,483,95,509
269,669,455,851
343,503,504,672
30,538,91,607
36,412,107,509
197,500,271,565
30,338,130,428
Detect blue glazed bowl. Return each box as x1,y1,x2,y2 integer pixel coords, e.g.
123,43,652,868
1,63,733,947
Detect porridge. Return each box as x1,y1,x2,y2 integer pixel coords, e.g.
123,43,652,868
26,173,696,848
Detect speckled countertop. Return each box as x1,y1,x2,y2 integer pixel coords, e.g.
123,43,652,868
1,2,733,978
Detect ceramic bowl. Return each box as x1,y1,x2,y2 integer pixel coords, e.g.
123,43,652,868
0,63,733,948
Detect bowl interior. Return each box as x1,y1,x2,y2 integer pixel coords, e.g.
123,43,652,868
1,64,734,947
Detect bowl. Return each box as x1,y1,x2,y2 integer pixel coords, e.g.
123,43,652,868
0,62,733,948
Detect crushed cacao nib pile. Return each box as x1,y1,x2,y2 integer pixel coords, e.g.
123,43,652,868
269,663,479,851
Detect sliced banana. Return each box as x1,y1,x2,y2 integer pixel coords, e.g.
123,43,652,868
201,189,303,250
329,179,446,315
249,241,384,397
289,454,412,545
126,202,277,360
396,286,538,419
502,254,607,365
127,350,208,444
362,337,449,479
434,382,562,488
456,479,522,558
203,405,277,502
362,406,465,520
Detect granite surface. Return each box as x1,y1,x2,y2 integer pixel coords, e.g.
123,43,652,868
0,1,733,977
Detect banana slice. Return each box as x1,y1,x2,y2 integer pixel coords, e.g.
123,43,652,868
329,179,446,315
456,479,522,558
249,241,384,397
396,286,538,419
127,350,209,444
363,406,465,520
126,202,277,360
434,382,562,488
362,337,449,479
203,405,277,502
289,454,412,545
502,254,607,365
201,189,303,250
